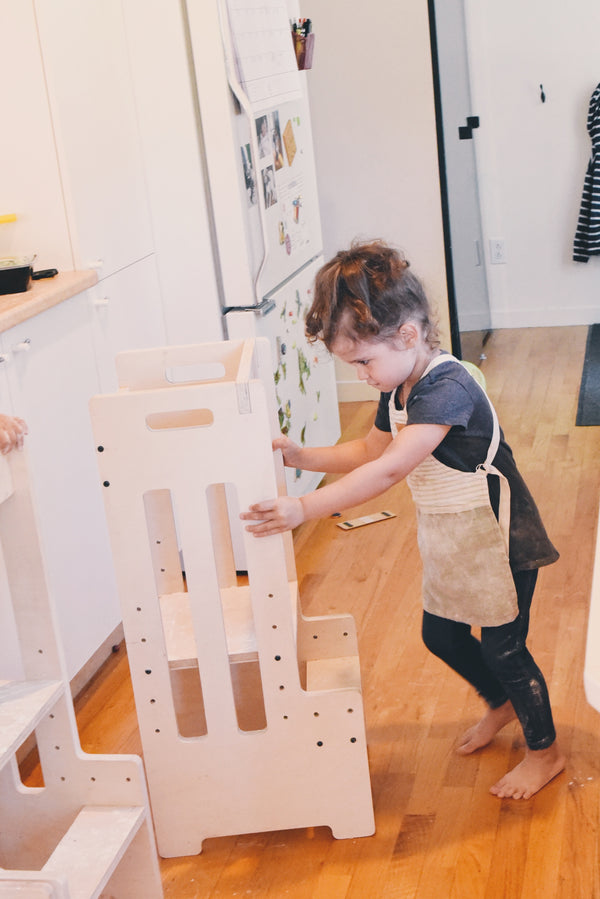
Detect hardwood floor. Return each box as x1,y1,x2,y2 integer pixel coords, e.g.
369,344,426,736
70,326,600,898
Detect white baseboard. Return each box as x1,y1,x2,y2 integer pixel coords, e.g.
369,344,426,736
70,622,125,698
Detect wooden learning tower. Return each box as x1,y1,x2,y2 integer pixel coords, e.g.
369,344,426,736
89,338,375,857
0,451,163,897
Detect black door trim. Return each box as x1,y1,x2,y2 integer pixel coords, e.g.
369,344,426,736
427,0,462,358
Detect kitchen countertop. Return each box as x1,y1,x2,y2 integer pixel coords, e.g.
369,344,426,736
0,270,98,333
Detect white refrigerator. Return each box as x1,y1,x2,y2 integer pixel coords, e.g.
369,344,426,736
185,0,340,497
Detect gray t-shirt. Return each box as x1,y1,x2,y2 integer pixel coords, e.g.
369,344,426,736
374,355,559,571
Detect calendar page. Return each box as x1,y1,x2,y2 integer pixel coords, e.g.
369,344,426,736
224,0,301,111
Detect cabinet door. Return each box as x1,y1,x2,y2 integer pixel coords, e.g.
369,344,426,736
0,1,72,271
89,256,167,393
33,0,154,276
1,295,120,679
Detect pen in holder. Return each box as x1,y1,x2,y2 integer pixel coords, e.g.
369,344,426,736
292,20,314,70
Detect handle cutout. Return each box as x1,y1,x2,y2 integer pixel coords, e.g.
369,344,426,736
146,409,214,430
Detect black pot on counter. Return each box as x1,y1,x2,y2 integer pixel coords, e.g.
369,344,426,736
0,256,35,295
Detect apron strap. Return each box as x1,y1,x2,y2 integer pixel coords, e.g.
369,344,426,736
477,407,511,553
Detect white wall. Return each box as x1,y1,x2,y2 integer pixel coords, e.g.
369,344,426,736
300,1,600,340
299,0,450,400
466,1,600,328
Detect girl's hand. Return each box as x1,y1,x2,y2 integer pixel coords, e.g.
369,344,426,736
0,415,27,454
273,435,303,469
240,496,304,536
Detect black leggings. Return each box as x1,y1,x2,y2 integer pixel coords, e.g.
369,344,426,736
421,568,556,751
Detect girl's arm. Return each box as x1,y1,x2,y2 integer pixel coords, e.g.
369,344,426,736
0,415,27,454
241,421,450,536
275,425,392,474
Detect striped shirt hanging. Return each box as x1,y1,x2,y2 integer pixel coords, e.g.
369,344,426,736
574,83,600,263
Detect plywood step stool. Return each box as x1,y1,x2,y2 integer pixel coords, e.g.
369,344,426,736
0,450,163,898
89,338,375,857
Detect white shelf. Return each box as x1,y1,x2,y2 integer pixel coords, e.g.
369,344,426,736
0,679,64,767
160,586,258,667
0,879,66,897
305,657,362,692
42,806,146,899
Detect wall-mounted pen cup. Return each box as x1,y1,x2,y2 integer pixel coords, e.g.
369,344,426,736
293,32,315,70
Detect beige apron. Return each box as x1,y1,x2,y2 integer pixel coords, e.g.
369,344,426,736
390,355,518,627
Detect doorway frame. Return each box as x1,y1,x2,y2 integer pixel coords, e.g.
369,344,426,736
427,0,462,358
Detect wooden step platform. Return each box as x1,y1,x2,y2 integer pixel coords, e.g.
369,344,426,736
42,806,146,899
0,450,163,897
0,680,64,764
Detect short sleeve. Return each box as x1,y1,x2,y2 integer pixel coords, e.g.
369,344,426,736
374,391,392,432
407,374,475,428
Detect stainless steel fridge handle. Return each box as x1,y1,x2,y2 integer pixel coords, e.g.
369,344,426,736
222,298,276,316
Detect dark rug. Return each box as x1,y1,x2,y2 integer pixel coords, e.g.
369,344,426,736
576,323,600,426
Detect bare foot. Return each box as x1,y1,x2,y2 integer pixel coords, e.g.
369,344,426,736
456,700,517,755
489,743,566,800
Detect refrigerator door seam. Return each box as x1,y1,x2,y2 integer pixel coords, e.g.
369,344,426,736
216,0,270,304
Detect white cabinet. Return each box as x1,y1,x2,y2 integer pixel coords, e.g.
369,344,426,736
0,2,72,270
0,0,226,684
33,0,154,276
89,257,167,393
3,0,225,347
0,293,120,680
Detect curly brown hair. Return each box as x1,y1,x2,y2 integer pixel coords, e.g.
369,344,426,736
306,240,439,350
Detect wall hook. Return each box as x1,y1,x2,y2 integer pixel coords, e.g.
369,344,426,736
540,84,546,103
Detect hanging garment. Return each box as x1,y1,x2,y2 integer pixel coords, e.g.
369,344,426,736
574,83,600,263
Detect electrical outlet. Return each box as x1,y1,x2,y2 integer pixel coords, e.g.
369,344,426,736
489,239,506,264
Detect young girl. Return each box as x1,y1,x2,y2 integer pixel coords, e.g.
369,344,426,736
241,240,565,800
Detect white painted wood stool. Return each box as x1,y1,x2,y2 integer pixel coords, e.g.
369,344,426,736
584,504,600,712
0,451,163,897
89,338,375,857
